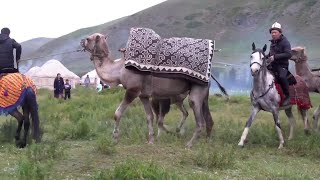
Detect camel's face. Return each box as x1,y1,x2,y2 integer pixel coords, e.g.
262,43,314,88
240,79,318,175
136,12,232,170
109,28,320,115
80,33,106,53
290,47,305,63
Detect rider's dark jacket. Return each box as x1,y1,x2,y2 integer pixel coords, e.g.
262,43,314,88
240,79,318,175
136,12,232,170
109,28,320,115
268,34,291,69
0,34,21,70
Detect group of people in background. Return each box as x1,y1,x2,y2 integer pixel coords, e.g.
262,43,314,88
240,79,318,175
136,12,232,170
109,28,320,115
54,73,71,100
54,73,108,99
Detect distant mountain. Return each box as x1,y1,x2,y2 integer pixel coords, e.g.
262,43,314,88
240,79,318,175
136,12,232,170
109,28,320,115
19,37,54,72
19,0,320,75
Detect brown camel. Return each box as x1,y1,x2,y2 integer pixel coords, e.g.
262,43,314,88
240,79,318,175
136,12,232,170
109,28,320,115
117,48,228,138
290,47,320,131
118,48,189,137
81,33,214,148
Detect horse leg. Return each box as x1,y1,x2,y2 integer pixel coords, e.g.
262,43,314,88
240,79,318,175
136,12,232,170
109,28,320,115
139,96,155,144
298,107,311,135
176,101,189,134
312,105,320,132
9,110,24,145
284,107,296,140
238,106,259,147
271,109,284,149
19,107,30,148
26,88,41,142
186,86,207,149
113,91,138,143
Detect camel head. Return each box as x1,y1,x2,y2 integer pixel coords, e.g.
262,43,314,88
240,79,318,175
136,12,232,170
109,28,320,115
80,33,109,60
290,46,306,63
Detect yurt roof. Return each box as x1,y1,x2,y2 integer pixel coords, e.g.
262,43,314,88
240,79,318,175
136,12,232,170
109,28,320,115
31,59,80,78
24,66,41,76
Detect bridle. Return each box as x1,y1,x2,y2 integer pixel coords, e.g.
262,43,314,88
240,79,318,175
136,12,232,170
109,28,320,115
80,37,108,62
249,50,267,76
250,49,275,99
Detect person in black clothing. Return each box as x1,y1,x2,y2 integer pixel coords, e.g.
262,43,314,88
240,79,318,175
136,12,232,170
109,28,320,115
64,79,72,100
0,27,21,74
54,73,64,99
267,22,292,106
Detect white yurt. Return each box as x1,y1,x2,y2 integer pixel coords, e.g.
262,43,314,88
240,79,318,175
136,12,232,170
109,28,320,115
81,69,100,86
24,59,80,90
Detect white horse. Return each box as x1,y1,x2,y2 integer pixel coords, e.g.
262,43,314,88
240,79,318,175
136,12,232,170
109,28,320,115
238,43,310,149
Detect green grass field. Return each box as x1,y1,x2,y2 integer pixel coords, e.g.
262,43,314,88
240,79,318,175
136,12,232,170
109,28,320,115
0,87,320,179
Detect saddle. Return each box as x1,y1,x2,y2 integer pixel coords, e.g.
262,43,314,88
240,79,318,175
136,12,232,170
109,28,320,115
273,75,312,109
268,67,297,86
0,68,19,79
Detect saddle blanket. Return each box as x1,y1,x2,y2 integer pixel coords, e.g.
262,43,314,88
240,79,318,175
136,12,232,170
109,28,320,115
124,27,215,84
0,73,36,114
275,75,312,109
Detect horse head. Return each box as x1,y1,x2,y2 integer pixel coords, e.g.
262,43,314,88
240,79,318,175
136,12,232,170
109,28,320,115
250,42,267,76
290,47,306,63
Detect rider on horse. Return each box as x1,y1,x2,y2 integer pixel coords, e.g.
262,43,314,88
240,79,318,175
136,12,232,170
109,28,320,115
267,22,292,106
0,27,21,75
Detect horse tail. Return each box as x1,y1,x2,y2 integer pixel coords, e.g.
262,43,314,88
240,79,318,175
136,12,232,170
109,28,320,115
25,88,41,143
210,74,229,97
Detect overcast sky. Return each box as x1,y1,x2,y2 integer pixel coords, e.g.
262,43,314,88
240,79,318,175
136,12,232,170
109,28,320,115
0,0,166,42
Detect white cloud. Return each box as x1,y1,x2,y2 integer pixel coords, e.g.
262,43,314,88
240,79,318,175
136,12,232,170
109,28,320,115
0,0,166,42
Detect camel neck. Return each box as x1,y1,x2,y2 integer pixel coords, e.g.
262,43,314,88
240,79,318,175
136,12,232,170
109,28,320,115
295,57,313,78
92,57,124,87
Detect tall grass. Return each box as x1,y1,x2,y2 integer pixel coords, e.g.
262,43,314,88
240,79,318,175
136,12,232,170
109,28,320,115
0,87,320,179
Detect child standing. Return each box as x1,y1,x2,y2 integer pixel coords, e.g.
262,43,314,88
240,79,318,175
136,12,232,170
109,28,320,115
64,79,72,100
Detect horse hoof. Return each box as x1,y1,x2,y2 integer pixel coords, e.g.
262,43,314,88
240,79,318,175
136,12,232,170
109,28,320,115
16,141,26,148
304,129,311,136
238,144,245,148
176,127,181,133
185,142,193,149
278,144,284,149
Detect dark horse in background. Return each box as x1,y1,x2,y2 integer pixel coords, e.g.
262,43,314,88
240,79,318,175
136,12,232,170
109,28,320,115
0,72,40,148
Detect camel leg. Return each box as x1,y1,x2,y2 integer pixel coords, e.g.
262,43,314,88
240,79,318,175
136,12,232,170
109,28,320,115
203,89,213,141
139,96,155,144
9,110,24,145
176,102,189,135
298,107,311,135
186,86,207,149
113,91,138,143
238,106,259,147
284,107,296,140
271,109,284,149
313,105,320,132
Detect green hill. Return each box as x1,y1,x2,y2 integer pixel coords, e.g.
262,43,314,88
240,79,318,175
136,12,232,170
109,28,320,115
20,0,320,74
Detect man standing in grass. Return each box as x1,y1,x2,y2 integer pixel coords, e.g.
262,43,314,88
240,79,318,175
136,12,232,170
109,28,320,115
54,73,64,98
